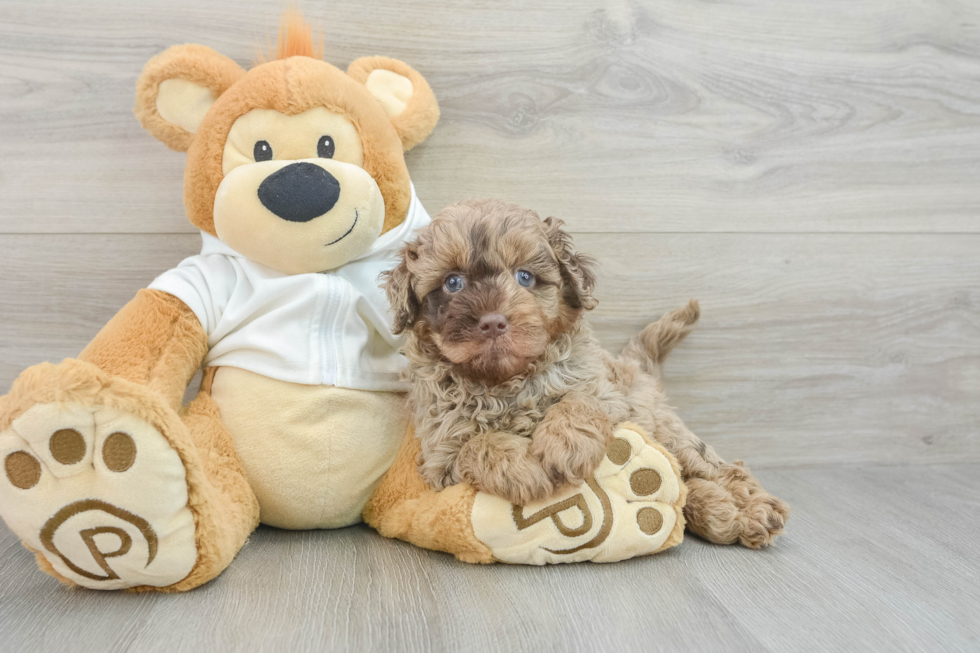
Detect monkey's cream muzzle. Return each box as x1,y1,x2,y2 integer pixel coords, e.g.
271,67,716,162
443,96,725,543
213,158,384,274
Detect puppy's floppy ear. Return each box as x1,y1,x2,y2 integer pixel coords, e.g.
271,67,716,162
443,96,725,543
347,56,440,152
382,243,422,334
135,44,245,152
544,216,598,311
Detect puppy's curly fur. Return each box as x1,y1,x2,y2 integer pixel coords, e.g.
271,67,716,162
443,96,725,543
383,199,789,548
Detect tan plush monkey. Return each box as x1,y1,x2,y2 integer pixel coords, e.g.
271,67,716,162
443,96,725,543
0,12,686,591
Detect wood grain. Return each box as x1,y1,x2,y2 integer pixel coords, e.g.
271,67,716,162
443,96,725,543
1,464,977,652
1,0,979,233
2,232,976,468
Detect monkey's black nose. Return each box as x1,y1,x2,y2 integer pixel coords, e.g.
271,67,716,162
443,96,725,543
258,162,340,222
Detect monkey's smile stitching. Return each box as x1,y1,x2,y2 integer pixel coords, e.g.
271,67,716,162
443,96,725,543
325,210,358,246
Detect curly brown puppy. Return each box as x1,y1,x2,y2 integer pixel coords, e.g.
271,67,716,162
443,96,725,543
383,199,790,548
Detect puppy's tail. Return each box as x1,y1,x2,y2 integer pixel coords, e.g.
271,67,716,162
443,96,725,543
620,300,700,378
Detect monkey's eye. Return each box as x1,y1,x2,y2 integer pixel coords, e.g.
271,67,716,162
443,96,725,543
516,270,535,288
444,274,465,293
317,135,335,159
254,140,273,162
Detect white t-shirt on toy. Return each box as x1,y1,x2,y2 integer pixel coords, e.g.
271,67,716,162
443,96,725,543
149,185,429,392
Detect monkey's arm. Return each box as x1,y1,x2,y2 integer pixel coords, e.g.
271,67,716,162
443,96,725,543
79,289,208,411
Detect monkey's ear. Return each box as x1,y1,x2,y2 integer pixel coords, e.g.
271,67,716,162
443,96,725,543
544,216,599,311
381,243,423,334
347,57,440,152
135,44,245,152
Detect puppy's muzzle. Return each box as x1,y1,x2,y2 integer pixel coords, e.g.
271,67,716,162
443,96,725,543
478,313,509,340
258,162,341,223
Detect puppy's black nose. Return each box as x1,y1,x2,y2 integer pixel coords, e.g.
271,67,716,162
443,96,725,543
258,162,340,222
478,314,509,339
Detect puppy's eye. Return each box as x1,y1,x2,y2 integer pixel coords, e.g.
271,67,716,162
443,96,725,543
254,140,273,162
516,270,535,288
444,274,464,293
317,135,335,159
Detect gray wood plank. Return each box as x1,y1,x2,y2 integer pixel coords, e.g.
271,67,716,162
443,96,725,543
688,465,980,652
1,232,976,468
0,464,977,652
1,0,979,234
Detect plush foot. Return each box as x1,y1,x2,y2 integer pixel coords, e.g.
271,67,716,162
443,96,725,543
684,461,790,549
471,425,686,564
0,402,197,589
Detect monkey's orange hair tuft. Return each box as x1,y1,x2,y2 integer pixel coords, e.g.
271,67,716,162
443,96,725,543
257,9,323,64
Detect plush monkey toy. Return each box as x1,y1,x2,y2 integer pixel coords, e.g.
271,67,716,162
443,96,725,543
0,12,686,591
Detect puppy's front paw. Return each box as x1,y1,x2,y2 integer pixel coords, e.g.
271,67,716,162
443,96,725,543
531,429,608,488
418,464,460,492
455,432,554,505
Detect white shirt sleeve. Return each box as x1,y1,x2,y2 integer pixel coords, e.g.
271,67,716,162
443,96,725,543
148,254,237,337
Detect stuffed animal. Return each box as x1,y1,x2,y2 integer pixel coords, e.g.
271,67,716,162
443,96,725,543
0,12,687,591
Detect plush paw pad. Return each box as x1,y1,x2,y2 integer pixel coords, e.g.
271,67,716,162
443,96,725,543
0,403,197,589
471,426,683,564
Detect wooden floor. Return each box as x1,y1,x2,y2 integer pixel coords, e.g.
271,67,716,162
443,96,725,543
1,0,978,651
1,463,978,652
